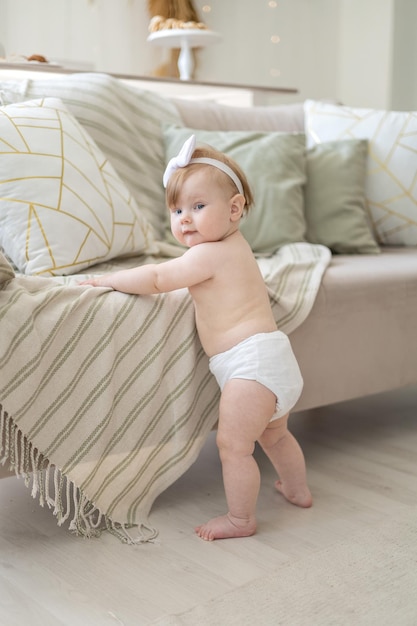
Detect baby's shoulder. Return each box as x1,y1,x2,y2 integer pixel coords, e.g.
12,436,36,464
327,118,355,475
185,235,251,266
186,240,226,260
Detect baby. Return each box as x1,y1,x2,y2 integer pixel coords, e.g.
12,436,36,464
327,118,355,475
81,135,312,541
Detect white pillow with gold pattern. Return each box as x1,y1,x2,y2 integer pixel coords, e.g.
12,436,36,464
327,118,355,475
304,99,417,246
0,97,155,275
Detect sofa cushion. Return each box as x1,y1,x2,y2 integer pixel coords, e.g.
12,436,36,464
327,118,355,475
163,125,307,255
0,98,155,275
305,139,380,254
305,100,417,246
291,247,417,410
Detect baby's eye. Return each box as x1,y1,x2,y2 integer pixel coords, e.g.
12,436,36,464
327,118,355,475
194,203,205,210
172,208,182,216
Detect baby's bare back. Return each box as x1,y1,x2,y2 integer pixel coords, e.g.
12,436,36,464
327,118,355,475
189,232,277,357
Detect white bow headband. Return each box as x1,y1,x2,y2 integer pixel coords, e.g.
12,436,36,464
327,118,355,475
163,134,244,196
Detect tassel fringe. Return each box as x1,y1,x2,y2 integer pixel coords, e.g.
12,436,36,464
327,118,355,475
0,404,158,545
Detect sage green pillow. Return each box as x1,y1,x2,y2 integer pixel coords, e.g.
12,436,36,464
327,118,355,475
305,139,380,254
163,125,307,254
0,251,15,285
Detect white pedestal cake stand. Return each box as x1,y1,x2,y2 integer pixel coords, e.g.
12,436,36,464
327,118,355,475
147,29,221,81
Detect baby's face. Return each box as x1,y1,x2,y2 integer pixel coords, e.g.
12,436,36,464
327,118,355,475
169,168,240,247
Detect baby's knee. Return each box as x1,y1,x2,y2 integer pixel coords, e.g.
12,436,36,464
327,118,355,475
216,430,255,458
258,414,289,448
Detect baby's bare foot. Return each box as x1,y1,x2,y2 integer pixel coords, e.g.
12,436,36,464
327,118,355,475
275,480,313,508
195,513,257,541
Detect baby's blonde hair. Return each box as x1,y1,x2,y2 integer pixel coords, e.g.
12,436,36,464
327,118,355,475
166,144,254,214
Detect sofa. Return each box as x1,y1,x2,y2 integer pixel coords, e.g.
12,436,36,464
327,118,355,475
0,72,416,541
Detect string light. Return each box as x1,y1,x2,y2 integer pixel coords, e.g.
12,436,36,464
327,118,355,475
198,1,282,85
268,3,280,80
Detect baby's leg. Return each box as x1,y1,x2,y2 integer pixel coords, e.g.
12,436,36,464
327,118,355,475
258,414,312,508
195,378,276,541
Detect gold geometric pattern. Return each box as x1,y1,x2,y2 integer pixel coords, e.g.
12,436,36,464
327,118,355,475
0,98,154,275
305,100,417,246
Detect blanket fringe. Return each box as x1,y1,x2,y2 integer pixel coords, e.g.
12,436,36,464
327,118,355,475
0,405,158,545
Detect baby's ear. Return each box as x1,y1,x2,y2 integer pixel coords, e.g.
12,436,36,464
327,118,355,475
230,194,245,221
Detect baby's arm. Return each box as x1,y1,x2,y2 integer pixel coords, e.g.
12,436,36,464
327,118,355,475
80,264,165,294
80,245,215,295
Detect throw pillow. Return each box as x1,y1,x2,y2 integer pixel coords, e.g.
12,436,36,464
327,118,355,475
163,125,307,255
171,99,305,132
0,97,155,276
305,139,380,254
304,100,417,246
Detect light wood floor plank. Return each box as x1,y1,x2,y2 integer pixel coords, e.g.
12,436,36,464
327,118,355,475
0,384,416,624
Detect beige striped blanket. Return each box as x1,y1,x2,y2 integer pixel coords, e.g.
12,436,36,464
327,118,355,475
0,243,330,543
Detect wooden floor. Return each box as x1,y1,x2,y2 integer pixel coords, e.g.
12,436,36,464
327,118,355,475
1,384,417,625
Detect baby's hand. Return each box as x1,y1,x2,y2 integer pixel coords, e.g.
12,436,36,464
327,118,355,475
78,278,97,286
78,276,115,289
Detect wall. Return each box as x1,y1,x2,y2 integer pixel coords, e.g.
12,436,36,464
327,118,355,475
0,0,416,109
391,0,417,110
0,0,94,70
338,0,394,108
192,0,341,103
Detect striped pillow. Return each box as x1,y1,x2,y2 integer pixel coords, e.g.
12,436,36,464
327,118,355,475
0,73,182,240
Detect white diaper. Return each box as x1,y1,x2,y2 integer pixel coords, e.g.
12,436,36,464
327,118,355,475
209,331,303,420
